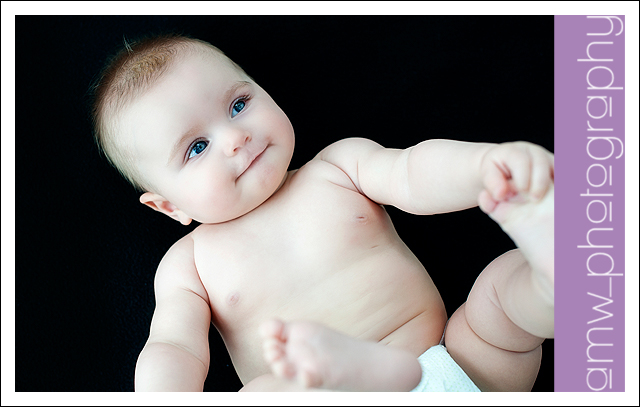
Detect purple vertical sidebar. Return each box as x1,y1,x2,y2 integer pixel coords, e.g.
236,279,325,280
555,16,625,392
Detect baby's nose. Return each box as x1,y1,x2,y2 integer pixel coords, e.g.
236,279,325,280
223,128,252,157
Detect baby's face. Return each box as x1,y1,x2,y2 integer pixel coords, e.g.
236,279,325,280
119,49,295,224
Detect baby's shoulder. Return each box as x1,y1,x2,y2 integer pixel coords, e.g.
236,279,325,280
308,137,384,192
291,158,357,194
158,234,195,270
296,138,383,193
154,234,208,302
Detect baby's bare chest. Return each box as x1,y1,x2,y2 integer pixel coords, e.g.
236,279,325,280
192,162,406,315
188,162,434,381
196,165,396,304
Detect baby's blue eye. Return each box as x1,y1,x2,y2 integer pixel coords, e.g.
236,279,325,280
188,140,208,159
231,99,246,118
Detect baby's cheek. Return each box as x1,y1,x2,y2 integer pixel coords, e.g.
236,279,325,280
205,183,234,212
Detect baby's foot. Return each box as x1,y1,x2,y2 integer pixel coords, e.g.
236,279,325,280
478,185,554,302
259,319,421,392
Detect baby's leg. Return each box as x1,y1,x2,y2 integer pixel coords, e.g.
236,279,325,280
260,319,421,391
478,185,554,337
445,186,554,391
444,252,545,391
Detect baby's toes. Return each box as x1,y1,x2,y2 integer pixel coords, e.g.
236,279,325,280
297,366,324,388
263,340,285,363
271,358,296,380
259,319,286,340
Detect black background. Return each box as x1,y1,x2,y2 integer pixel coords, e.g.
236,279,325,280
15,16,554,392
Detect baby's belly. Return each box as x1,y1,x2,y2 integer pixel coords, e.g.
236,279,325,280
215,244,447,385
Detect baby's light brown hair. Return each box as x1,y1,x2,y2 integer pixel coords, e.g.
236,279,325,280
90,34,244,192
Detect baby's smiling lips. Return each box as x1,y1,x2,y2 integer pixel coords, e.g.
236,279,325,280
238,145,267,178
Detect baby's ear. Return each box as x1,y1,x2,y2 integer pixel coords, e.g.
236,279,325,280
139,192,192,225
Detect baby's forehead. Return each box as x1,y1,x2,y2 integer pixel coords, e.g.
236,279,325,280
143,46,246,98
128,41,237,91
118,46,237,114
131,51,247,113
117,48,248,161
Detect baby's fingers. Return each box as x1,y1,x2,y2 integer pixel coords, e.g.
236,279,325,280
478,189,498,214
502,145,534,195
529,149,555,200
482,159,510,201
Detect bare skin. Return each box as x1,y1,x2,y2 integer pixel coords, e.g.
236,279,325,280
259,182,554,392
117,44,555,392
259,319,423,392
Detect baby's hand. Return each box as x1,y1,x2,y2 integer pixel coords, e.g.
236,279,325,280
478,141,554,212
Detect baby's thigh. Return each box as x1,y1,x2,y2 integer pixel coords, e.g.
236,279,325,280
444,250,543,392
445,303,542,392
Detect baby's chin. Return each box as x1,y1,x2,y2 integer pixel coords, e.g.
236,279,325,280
194,164,290,224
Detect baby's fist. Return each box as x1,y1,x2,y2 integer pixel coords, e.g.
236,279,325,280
479,141,554,205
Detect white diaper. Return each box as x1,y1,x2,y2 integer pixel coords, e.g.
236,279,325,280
410,344,481,392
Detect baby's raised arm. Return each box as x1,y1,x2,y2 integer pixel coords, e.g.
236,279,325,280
135,236,211,391
317,138,552,216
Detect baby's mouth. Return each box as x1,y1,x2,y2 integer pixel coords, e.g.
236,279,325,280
238,145,268,179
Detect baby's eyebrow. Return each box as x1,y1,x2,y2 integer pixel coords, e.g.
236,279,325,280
167,81,252,166
223,80,252,103
168,125,201,166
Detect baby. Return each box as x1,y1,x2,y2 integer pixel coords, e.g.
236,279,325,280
91,34,554,392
